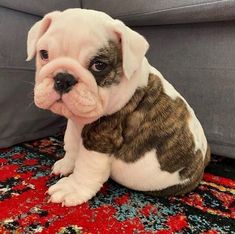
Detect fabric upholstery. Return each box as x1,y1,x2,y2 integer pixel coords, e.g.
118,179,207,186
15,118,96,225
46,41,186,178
0,0,81,17
0,7,66,147
83,0,235,26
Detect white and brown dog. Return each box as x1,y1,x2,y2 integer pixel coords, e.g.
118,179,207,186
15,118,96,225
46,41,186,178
27,9,210,206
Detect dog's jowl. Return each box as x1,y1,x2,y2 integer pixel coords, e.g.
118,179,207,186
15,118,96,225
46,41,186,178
27,8,210,206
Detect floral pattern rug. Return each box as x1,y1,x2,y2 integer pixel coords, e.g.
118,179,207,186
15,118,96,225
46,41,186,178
0,134,234,233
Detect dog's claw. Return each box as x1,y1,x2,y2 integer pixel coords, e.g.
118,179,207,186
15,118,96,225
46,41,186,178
44,190,48,195
47,198,52,203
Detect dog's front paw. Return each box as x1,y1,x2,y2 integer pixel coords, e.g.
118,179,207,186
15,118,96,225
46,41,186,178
52,157,75,176
48,175,96,206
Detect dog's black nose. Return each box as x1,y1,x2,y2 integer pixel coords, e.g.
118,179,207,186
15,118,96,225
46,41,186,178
53,72,78,94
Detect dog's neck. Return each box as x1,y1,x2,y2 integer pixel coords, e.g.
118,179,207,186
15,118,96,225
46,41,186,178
104,57,150,115
71,58,150,128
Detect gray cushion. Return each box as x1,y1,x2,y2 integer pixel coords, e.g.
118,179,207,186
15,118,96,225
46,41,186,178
0,0,81,17
1,1,235,159
0,6,66,147
83,0,235,26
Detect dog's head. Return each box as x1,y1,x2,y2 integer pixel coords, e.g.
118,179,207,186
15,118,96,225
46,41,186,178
27,9,149,124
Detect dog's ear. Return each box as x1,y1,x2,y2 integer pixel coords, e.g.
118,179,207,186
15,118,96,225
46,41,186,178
26,11,60,61
112,20,149,79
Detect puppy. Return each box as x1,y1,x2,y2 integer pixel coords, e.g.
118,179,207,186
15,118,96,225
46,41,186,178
27,9,210,206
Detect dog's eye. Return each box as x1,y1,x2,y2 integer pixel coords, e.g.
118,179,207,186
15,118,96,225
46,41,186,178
39,50,49,60
90,60,108,72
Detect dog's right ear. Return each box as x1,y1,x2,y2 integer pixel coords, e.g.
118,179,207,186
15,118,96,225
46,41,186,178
26,11,60,61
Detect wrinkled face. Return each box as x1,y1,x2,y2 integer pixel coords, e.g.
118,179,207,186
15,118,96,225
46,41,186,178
27,9,149,124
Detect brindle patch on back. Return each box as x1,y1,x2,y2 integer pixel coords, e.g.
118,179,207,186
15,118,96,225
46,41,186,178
82,73,210,196
88,41,122,87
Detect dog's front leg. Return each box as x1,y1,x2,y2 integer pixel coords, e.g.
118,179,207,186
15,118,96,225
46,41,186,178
52,120,81,176
48,142,111,206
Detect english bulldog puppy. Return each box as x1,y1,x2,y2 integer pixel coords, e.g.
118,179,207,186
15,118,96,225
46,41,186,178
27,9,210,206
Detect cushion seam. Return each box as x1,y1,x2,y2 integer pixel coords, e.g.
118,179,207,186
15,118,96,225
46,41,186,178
0,66,35,71
0,5,42,18
0,124,66,142
111,0,232,19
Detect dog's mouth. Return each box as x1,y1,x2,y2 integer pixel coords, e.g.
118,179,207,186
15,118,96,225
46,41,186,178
47,80,103,118
56,96,63,103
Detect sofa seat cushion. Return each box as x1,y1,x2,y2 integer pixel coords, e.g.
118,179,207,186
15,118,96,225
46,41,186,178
83,0,235,26
0,0,81,17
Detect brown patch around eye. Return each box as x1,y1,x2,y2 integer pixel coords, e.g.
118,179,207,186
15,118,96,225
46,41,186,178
89,41,122,87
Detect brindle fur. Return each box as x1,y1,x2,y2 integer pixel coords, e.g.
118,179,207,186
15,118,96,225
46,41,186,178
82,73,210,196
89,41,122,87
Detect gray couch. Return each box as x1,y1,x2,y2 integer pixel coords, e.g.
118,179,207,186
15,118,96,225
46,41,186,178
0,0,235,159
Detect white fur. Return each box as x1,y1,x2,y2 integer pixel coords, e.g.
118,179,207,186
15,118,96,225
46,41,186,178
111,149,189,191
52,120,81,176
49,139,111,206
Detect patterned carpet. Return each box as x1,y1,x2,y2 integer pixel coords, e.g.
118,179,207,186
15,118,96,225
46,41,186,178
0,134,234,234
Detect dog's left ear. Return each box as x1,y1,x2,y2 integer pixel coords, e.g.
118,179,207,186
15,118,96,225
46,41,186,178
112,20,149,79
26,11,60,61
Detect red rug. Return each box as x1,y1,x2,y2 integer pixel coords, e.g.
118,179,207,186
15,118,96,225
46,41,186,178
0,134,234,233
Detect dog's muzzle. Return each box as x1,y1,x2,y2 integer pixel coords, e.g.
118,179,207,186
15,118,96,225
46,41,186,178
53,72,78,94
37,57,99,95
